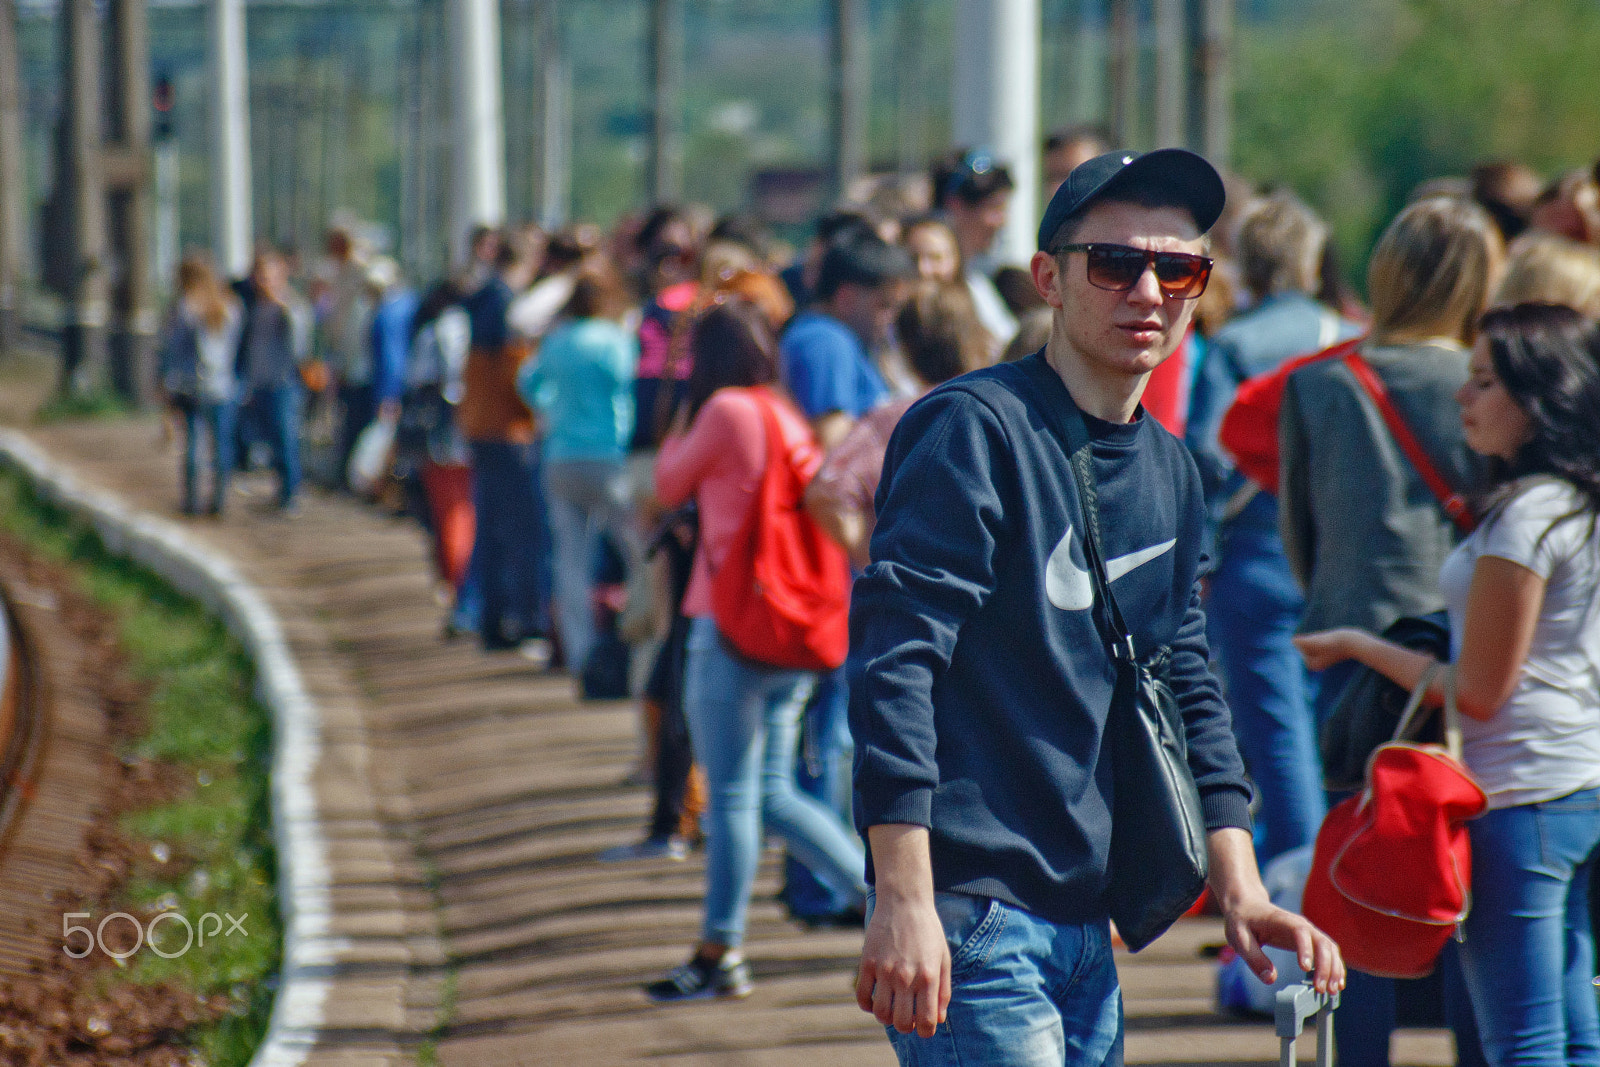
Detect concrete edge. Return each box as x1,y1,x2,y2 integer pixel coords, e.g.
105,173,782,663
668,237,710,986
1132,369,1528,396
0,428,329,1067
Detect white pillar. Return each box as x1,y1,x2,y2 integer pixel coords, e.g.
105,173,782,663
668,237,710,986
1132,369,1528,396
1154,0,1186,147
208,0,252,279
952,0,1040,267
448,0,506,260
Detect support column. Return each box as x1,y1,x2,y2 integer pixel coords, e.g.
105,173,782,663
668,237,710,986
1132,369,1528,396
647,0,683,204
60,0,110,396
108,0,156,406
1198,0,1232,166
829,0,866,202
1153,0,1186,148
1108,0,1139,149
893,0,926,176
535,0,568,228
0,0,23,356
952,0,1040,266
208,0,252,279
448,0,506,261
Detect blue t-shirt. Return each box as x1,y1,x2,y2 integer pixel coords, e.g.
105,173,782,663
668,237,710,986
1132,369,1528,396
780,309,888,420
518,317,638,462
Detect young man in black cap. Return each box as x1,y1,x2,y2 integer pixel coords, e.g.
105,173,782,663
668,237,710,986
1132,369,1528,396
849,149,1344,1065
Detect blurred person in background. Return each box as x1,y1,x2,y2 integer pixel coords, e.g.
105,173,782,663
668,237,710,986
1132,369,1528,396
805,279,989,569
780,209,877,310
1529,170,1600,246
1280,196,1503,1067
509,226,593,344
646,299,867,1002
934,148,1019,345
901,214,963,286
517,257,640,692
319,226,374,484
1042,124,1111,199
459,230,550,654
1185,190,1361,866
237,247,313,514
160,252,244,517
1495,230,1600,316
352,256,418,471
1470,160,1545,244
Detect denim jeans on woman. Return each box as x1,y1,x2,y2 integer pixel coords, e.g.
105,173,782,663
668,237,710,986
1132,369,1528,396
543,457,635,678
867,891,1122,1067
681,616,866,948
181,400,237,514
1458,786,1600,1067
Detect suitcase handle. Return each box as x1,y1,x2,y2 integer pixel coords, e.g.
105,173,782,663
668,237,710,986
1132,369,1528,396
1276,977,1339,1067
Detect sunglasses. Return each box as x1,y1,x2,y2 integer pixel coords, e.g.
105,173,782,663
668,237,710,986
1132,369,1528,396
1053,243,1213,299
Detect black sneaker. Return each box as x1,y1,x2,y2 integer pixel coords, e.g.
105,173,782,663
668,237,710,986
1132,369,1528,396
645,954,753,1002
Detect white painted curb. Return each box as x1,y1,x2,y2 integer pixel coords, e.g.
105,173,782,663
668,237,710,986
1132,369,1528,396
0,429,328,1067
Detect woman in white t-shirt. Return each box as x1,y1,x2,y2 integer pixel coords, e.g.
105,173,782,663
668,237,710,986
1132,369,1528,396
1296,302,1600,1067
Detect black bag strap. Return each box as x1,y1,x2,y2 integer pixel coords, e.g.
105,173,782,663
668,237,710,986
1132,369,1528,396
1016,354,1137,664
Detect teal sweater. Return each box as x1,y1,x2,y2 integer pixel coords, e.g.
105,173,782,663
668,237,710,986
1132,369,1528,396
517,318,638,462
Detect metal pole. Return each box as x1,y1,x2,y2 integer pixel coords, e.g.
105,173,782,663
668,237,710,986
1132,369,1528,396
536,0,569,229
0,0,24,355
894,0,925,176
1198,0,1232,166
208,0,253,279
61,0,110,396
108,0,157,407
952,0,1040,267
447,0,506,262
829,0,866,202
647,0,683,203
1069,0,1108,126
1154,0,1185,147
1108,0,1139,149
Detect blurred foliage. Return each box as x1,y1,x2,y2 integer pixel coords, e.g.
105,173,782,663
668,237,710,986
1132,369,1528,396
1235,0,1600,283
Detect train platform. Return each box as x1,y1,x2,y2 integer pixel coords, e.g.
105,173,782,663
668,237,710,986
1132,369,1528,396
0,356,1456,1066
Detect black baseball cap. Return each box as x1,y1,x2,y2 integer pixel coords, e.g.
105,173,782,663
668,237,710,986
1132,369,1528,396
1037,147,1227,252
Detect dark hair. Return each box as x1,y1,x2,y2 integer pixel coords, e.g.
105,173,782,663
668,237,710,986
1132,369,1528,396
708,212,773,260
933,148,1015,207
896,281,990,385
814,209,877,247
1476,302,1600,538
561,257,630,321
684,299,781,423
635,205,690,256
1044,124,1112,155
1047,171,1204,255
814,231,913,302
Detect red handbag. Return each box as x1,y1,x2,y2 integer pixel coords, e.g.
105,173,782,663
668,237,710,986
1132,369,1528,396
1302,665,1487,978
710,387,851,672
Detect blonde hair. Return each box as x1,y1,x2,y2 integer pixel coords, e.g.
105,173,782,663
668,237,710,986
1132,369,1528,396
1367,197,1504,347
1235,190,1327,299
176,252,236,334
1494,231,1600,318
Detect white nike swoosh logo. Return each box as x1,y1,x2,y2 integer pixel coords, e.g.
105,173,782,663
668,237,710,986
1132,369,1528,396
1045,524,1177,612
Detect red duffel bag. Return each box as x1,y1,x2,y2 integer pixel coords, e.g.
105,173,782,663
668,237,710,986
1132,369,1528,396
1302,664,1487,979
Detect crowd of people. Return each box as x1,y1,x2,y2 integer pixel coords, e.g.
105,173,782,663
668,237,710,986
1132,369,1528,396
150,130,1600,1065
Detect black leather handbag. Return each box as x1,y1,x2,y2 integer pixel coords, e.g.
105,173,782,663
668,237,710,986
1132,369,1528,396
1319,611,1451,792
1018,355,1210,952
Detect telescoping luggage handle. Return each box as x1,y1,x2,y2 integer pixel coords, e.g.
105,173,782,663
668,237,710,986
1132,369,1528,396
1277,978,1339,1067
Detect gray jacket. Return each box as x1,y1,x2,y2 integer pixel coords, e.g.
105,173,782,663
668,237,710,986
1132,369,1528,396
1279,340,1480,634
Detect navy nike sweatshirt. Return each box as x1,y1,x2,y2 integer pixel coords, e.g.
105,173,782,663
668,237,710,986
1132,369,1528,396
849,351,1252,925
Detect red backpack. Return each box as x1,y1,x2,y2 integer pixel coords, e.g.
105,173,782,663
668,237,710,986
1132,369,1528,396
710,387,852,672
1217,337,1363,494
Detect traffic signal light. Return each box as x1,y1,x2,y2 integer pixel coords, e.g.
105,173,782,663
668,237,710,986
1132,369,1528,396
153,74,173,140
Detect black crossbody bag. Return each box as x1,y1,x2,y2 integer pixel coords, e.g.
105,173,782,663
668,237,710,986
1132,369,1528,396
1018,355,1210,952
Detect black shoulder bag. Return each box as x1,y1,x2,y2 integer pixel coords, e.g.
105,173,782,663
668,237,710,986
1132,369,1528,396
1018,355,1210,952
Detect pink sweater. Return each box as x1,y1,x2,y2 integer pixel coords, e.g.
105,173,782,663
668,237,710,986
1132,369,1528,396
654,386,821,618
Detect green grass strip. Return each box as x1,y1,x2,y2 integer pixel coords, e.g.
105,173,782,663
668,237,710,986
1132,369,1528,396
0,467,280,1066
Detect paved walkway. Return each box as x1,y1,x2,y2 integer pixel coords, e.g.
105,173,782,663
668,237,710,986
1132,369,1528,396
3,358,1457,1066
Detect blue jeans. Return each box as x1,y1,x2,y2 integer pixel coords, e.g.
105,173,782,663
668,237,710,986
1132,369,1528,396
1459,788,1600,1067
1208,496,1325,864
181,400,236,513
786,666,858,916
681,616,866,948
543,458,633,677
247,384,302,507
874,892,1122,1067
469,440,550,647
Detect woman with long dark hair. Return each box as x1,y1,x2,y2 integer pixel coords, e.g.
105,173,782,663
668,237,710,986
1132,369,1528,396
1297,303,1600,1067
645,298,867,1002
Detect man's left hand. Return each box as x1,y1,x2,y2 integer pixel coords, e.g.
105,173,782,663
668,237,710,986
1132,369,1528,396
1221,893,1344,996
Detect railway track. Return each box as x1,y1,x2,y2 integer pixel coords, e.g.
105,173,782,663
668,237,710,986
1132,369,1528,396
0,578,47,865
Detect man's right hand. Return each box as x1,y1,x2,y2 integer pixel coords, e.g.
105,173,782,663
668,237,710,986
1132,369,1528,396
855,825,950,1038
